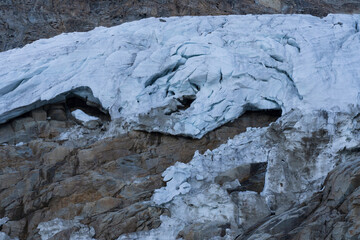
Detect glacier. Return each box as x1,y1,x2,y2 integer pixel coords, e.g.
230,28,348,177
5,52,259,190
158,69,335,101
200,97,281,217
0,14,359,138
1,13,360,240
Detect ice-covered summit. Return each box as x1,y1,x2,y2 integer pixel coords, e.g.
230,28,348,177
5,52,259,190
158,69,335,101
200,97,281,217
0,14,359,137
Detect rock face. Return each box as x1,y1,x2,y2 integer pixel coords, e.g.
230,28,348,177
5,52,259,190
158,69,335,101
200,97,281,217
1,0,360,52
0,102,279,239
239,158,360,240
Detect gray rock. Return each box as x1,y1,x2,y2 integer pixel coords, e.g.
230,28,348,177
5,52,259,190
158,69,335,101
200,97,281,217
48,109,67,121
84,120,100,130
0,109,278,239
11,117,33,132
31,109,47,122
0,123,14,144
215,162,267,193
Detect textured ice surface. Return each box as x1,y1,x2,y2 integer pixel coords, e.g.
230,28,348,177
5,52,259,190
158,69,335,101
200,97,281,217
71,109,99,122
0,14,359,137
37,218,95,240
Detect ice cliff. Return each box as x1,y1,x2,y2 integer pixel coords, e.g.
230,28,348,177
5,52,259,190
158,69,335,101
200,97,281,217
0,14,359,138
1,14,360,240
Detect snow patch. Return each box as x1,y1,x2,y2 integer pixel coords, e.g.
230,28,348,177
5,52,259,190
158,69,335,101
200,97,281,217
37,218,95,240
71,109,99,122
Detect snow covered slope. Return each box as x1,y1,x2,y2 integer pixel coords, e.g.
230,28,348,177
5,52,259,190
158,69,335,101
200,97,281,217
0,14,359,138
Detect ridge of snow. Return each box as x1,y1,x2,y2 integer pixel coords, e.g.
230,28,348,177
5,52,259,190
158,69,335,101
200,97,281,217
0,14,359,137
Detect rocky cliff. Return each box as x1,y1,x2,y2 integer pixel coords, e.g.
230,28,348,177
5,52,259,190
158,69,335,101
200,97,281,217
1,7,360,240
1,0,360,52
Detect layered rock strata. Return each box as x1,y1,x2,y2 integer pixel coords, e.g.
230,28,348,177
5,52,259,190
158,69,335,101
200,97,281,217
1,0,360,52
0,102,279,239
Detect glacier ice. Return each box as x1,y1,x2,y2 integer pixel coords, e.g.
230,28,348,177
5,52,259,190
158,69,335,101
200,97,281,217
0,14,359,138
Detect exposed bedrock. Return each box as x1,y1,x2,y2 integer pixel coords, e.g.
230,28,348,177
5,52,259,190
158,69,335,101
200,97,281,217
1,0,360,52
124,109,360,239
0,105,280,239
239,158,360,240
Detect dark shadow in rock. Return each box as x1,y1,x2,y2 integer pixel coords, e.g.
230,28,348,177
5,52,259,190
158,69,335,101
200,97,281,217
65,93,111,122
215,162,268,194
0,86,107,125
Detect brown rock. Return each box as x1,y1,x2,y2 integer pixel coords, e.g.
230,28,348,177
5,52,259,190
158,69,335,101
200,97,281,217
1,219,27,239
84,203,166,239
41,145,72,165
81,197,122,216
49,226,80,240
11,117,33,132
1,1,359,52
0,109,279,239
31,109,47,121
178,222,231,240
84,120,100,129
48,109,67,121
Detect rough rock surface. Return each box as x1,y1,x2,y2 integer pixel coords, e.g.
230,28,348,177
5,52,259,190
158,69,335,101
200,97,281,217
0,102,279,239
1,0,360,52
239,157,360,240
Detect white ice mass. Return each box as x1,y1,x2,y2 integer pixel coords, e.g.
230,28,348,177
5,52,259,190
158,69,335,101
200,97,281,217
71,109,99,122
1,14,360,240
0,14,359,138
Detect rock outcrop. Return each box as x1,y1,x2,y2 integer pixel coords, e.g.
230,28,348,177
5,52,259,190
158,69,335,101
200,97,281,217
0,101,279,239
1,0,360,52
124,109,359,239
239,157,360,240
